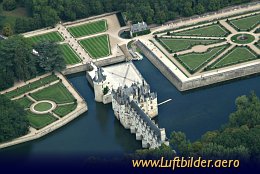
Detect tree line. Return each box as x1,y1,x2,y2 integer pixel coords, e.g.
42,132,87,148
133,92,260,164
0,0,254,35
0,95,29,143
0,35,65,90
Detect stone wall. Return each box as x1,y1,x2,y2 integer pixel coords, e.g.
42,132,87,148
0,105,87,149
62,64,89,75
136,40,260,91
95,55,126,67
136,40,183,91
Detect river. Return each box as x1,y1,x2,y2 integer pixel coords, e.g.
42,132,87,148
1,56,260,160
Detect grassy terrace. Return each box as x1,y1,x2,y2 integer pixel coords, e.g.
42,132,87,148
210,47,258,69
230,13,260,31
68,20,107,38
177,45,227,73
59,44,82,65
54,103,77,117
27,112,57,130
34,102,52,112
159,38,223,52
27,32,64,44
15,97,33,108
5,75,59,99
30,82,75,104
79,34,111,59
174,24,228,37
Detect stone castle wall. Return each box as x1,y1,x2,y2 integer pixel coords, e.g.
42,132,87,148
136,40,260,91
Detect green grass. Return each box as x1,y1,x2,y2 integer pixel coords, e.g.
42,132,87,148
231,33,255,44
174,24,228,37
15,97,33,108
30,82,75,104
177,45,227,72
210,47,258,69
68,20,107,38
230,14,260,31
27,32,64,44
58,44,82,65
27,112,57,130
53,103,77,117
5,75,59,99
79,34,111,59
34,102,53,112
159,38,224,52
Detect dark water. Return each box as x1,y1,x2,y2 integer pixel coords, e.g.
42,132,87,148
1,56,260,159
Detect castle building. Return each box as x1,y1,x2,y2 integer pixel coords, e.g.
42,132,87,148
93,67,110,102
111,82,168,148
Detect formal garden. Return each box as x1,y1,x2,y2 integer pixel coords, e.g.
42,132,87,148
4,74,78,130
67,19,107,38
27,31,64,44
155,11,260,75
79,34,111,59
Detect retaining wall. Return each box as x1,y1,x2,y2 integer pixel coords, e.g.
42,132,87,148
136,40,260,91
95,55,126,67
0,105,87,149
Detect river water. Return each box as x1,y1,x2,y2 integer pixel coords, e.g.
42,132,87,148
1,56,260,159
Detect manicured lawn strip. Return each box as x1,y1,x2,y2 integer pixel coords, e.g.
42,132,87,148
5,75,59,99
53,103,77,117
229,13,260,31
174,24,228,37
79,34,111,59
27,112,57,130
28,32,64,44
58,44,81,64
210,47,258,69
34,102,52,112
177,45,227,72
158,38,224,52
68,20,107,38
30,82,75,104
15,97,33,108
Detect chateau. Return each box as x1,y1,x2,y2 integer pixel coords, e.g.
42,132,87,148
111,82,168,149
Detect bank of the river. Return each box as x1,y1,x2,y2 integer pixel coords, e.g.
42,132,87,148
0,56,260,161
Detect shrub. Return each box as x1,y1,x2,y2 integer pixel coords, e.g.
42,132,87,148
2,0,17,11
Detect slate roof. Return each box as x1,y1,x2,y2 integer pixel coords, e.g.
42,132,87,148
93,67,106,83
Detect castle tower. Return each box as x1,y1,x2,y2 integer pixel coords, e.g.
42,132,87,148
93,67,107,102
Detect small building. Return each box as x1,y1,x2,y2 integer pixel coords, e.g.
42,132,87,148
130,22,149,37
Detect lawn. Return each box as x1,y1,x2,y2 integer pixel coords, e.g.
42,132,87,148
59,44,82,65
210,47,258,69
53,103,77,117
15,97,33,108
159,38,224,52
27,112,57,130
68,20,107,38
30,82,75,104
27,32,64,44
34,102,53,112
174,24,228,37
79,34,111,59
177,45,227,72
230,13,260,31
5,75,59,99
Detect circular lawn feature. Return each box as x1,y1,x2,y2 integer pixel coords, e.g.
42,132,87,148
30,100,57,114
231,33,255,44
34,102,53,112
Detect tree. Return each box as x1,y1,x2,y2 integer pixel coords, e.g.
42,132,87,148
103,86,109,95
2,23,13,36
0,35,37,90
2,0,17,11
0,95,29,143
195,3,205,15
34,41,66,72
